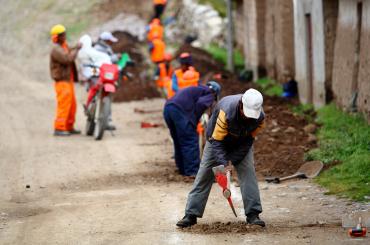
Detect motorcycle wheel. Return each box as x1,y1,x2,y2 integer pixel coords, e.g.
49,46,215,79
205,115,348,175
94,94,111,140
85,101,96,136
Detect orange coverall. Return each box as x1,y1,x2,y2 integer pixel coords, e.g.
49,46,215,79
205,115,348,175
51,43,78,131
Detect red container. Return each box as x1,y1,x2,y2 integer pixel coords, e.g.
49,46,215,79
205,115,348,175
100,64,119,84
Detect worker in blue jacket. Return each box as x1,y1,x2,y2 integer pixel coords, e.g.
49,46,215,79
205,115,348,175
176,88,266,228
163,81,221,177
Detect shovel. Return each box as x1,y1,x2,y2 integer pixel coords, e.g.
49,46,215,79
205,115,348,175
265,161,323,183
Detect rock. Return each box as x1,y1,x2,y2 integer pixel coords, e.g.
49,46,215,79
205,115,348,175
303,124,317,134
261,186,269,190
284,126,296,133
307,134,317,143
277,193,287,197
271,127,280,133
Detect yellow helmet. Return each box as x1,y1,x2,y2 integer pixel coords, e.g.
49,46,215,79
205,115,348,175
50,24,66,36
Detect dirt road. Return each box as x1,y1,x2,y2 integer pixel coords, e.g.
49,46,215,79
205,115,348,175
0,61,369,244
0,1,369,244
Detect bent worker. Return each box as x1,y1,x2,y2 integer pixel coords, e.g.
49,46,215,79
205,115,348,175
168,53,200,98
176,89,266,228
153,0,167,19
164,81,221,177
50,24,81,136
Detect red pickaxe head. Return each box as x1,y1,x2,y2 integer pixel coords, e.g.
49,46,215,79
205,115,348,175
212,165,238,217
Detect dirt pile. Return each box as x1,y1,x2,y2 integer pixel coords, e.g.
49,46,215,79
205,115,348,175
183,221,341,234
110,31,160,102
176,44,251,97
254,97,317,178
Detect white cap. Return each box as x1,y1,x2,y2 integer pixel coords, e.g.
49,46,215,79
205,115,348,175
99,31,118,42
242,89,263,119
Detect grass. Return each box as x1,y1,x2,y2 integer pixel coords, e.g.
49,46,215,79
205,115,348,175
205,44,245,71
255,78,283,97
198,0,227,17
304,104,370,201
290,104,315,122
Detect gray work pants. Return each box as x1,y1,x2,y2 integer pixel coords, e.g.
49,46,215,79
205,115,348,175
185,142,262,218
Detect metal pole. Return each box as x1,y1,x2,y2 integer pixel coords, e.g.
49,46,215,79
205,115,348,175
226,0,234,72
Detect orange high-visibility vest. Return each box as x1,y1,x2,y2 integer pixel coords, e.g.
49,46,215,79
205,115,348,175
154,0,167,4
156,62,173,88
147,24,164,42
151,38,165,63
178,69,199,89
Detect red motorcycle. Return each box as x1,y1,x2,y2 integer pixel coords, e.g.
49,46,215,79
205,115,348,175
85,63,119,140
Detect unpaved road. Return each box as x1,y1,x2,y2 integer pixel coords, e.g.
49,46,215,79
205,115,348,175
0,1,369,244
0,62,369,244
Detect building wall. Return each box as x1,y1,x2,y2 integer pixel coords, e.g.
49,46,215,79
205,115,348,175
264,0,295,82
243,0,266,78
234,0,245,50
323,0,339,102
332,0,370,119
293,0,326,107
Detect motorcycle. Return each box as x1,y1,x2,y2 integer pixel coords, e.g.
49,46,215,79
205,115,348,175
85,53,133,140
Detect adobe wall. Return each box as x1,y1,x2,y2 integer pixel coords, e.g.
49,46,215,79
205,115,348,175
264,0,295,82
243,0,266,78
357,1,370,120
293,0,326,107
332,1,359,109
234,0,245,50
323,0,339,102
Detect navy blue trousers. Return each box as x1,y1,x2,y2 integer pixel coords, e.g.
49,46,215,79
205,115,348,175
163,104,200,176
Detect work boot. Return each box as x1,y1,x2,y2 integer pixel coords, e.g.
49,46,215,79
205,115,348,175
247,214,266,227
176,214,197,228
54,130,71,136
69,129,81,135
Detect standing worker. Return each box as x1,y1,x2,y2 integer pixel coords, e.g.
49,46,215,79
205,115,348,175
94,31,120,131
168,53,200,99
154,53,173,97
149,33,166,64
153,0,167,19
146,18,164,42
176,89,266,228
163,81,221,177
94,31,120,63
50,24,81,136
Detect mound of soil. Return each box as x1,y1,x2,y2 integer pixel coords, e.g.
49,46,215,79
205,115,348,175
254,97,317,178
176,44,251,97
110,31,160,102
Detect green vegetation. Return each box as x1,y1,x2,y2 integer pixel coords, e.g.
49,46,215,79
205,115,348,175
199,0,227,17
304,105,370,201
255,78,283,97
290,104,315,122
205,44,245,71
